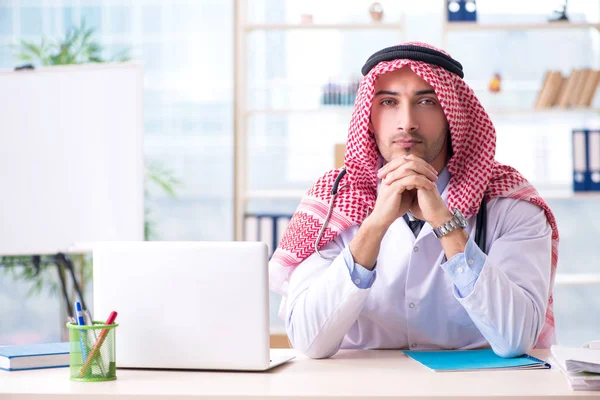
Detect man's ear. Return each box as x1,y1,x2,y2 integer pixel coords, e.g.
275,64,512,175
368,116,374,133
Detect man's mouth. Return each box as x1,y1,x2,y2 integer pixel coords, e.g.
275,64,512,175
393,139,422,148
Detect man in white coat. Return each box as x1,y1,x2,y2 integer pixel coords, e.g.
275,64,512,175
268,42,559,359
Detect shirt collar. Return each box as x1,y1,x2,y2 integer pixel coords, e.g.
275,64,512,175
436,166,450,194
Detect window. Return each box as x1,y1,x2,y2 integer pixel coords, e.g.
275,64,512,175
0,0,233,344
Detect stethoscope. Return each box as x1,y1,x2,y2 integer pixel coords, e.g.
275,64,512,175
314,168,347,260
314,168,488,260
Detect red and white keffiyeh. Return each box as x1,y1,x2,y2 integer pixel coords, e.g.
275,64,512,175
269,42,559,348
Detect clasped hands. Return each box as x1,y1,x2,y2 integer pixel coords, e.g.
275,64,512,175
370,155,452,230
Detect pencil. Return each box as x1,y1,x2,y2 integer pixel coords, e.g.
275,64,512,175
79,311,117,377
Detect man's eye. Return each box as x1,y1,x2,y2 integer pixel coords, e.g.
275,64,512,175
381,100,396,106
419,99,436,105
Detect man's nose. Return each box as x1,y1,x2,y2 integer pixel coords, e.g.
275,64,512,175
397,104,419,133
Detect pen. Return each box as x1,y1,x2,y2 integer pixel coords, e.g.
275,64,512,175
74,301,88,362
79,311,117,377
83,309,106,376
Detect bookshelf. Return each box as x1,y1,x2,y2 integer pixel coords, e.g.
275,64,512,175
443,22,600,32
244,23,404,31
235,1,600,241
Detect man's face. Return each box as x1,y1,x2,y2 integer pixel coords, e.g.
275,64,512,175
369,67,450,169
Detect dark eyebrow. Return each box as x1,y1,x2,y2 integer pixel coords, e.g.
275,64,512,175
374,89,437,97
374,90,399,96
415,89,436,96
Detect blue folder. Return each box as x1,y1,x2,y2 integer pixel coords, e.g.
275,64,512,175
572,129,588,192
447,0,478,22
403,349,550,372
447,1,463,22
588,130,600,191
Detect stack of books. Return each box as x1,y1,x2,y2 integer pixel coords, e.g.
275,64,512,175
550,345,600,391
535,69,600,109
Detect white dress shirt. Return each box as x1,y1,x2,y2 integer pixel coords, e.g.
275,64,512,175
283,169,553,359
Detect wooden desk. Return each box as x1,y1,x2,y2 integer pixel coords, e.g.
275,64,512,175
0,349,596,399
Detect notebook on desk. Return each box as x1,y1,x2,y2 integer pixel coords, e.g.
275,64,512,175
403,349,551,372
0,342,69,371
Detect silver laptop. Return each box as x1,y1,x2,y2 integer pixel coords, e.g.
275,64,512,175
92,241,295,371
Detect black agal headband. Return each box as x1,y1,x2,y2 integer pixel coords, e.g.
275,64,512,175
361,44,464,79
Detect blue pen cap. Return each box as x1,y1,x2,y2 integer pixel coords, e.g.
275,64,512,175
75,301,85,324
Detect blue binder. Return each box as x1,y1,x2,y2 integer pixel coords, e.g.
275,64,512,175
463,0,478,22
447,1,478,22
447,1,463,22
572,129,588,192
588,129,600,191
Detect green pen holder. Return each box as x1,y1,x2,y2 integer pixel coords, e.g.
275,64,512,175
66,321,118,382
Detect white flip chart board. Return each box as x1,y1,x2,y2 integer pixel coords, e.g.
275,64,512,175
0,62,144,255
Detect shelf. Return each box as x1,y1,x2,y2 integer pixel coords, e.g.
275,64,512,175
244,23,403,31
246,188,600,201
445,22,600,31
269,327,287,335
554,273,600,286
246,107,600,116
487,108,600,115
246,190,306,200
247,107,353,116
545,191,600,199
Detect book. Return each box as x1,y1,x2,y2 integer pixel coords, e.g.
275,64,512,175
403,349,550,372
0,342,70,371
578,70,600,107
537,70,564,108
567,70,585,107
551,345,600,374
544,71,565,108
550,345,600,391
557,70,577,108
551,72,566,107
534,70,552,109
